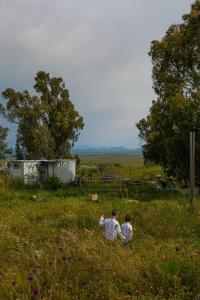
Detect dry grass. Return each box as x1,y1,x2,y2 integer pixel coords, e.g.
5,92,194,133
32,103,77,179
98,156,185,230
0,188,200,299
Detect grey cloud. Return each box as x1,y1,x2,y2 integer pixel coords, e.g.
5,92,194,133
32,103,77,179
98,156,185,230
0,0,193,148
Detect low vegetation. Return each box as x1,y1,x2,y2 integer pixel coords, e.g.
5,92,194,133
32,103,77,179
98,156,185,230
0,161,200,299
79,154,144,167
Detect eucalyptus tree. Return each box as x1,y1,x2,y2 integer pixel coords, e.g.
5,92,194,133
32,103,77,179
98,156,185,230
137,1,200,182
0,126,12,158
1,71,84,159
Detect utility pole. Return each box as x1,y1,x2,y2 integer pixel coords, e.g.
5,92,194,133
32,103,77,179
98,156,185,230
190,130,195,213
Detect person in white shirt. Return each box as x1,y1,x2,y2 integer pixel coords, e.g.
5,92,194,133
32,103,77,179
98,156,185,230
99,209,125,241
121,214,133,243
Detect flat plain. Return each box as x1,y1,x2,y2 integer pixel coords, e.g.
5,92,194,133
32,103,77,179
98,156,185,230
79,154,144,167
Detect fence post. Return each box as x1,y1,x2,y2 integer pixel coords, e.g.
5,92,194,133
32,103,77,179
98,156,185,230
190,131,195,213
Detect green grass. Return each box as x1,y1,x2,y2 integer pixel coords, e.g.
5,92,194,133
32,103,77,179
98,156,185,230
0,184,200,299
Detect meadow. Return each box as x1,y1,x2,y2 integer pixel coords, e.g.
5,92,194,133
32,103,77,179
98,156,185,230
79,154,144,167
0,157,200,299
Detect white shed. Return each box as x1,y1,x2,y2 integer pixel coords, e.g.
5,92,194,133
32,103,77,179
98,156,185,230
9,160,76,184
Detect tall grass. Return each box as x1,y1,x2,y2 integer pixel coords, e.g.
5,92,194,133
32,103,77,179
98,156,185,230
0,188,200,299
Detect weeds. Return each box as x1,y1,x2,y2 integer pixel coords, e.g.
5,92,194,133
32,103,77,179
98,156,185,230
0,162,199,299
0,191,200,299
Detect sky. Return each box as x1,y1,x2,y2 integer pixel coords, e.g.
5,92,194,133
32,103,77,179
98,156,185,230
0,0,193,149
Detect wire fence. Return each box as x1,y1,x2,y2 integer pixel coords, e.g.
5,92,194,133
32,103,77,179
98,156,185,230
74,176,177,199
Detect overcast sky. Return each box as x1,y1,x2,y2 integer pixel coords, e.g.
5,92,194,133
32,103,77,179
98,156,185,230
0,0,193,148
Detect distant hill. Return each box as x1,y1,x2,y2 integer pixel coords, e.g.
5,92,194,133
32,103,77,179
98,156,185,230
71,146,142,155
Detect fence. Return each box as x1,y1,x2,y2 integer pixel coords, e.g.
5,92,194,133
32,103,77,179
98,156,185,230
74,176,158,199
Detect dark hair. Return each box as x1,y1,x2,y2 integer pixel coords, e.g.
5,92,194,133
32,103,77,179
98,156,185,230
125,214,132,222
111,209,118,217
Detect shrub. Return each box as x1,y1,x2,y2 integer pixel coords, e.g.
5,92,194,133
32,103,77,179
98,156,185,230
41,176,62,190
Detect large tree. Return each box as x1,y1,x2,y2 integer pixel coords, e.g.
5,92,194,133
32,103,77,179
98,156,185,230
136,1,200,182
1,71,84,159
0,126,12,158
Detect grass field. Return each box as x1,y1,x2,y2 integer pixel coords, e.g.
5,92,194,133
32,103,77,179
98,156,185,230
0,184,200,299
0,159,200,299
79,154,144,167
78,154,161,183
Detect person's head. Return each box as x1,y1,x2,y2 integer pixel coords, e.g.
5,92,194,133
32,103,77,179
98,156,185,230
111,209,118,219
125,214,132,223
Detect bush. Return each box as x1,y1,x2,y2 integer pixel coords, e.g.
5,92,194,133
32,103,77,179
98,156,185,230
54,186,88,197
41,176,62,190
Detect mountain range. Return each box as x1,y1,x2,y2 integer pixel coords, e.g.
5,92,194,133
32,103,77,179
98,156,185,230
71,146,142,155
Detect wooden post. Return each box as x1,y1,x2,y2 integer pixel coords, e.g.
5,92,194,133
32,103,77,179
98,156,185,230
190,131,195,213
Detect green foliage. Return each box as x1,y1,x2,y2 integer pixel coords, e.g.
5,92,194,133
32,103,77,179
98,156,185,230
137,1,200,182
53,187,88,198
78,166,98,178
15,130,24,159
1,71,84,159
40,176,63,190
74,154,81,168
0,126,12,158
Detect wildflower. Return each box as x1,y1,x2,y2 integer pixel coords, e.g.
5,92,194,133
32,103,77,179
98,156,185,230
27,275,33,281
32,195,37,201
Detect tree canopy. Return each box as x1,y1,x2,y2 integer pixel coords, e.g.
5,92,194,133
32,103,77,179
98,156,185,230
136,0,200,182
1,71,84,159
0,126,12,158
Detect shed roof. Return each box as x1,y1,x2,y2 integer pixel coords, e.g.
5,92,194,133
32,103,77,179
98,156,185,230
9,159,76,163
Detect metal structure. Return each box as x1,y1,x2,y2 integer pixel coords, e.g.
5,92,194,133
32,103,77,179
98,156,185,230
190,131,195,213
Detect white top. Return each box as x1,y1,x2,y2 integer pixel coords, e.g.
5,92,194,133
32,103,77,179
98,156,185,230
99,216,125,240
121,222,133,242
